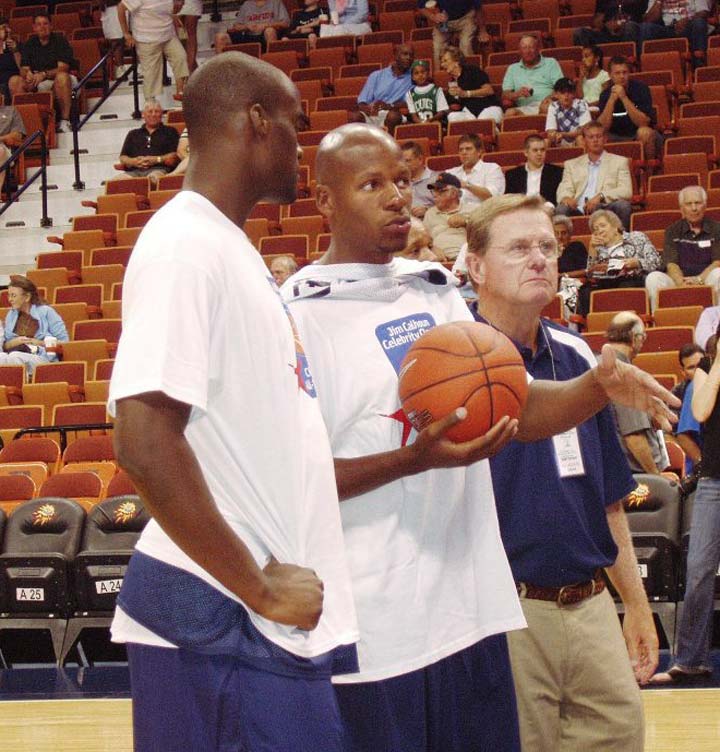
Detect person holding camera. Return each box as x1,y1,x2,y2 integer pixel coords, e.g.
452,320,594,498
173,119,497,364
0,23,20,103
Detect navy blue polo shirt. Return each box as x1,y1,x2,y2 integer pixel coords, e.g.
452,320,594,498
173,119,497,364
418,0,481,21
472,309,635,587
597,78,654,138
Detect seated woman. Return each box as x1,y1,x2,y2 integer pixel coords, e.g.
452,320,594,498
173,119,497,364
2,275,69,375
576,209,661,317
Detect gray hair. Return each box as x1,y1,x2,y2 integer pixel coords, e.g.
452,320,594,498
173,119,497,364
270,255,298,274
589,208,623,232
552,215,573,233
678,185,707,206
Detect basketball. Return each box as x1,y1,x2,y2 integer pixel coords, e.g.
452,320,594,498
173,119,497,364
398,321,529,443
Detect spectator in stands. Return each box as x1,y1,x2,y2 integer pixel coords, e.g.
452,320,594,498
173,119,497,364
215,0,290,54
672,344,704,474
401,140,436,218
270,255,298,286
178,0,202,72
0,23,20,103
573,7,641,47
505,134,563,205
645,186,720,309
0,102,25,194
100,0,127,80
352,43,413,134
578,45,610,109
284,0,325,49
652,326,720,685
577,209,661,315
418,0,490,70
1,275,68,375
545,77,592,147
446,133,505,206
556,121,633,229
465,195,659,752
597,56,660,163
8,14,76,133
396,217,440,261
502,35,562,117
696,304,720,350
554,214,588,276
118,0,190,104
319,0,370,37
422,171,471,260
606,311,669,475
638,0,711,68
441,46,503,125
117,100,180,184
405,60,449,124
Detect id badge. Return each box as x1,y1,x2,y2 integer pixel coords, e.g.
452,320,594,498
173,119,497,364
553,428,586,478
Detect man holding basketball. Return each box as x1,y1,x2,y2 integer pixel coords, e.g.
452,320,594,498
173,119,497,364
465,193,658,752
108,55,358,752
282,124,676,752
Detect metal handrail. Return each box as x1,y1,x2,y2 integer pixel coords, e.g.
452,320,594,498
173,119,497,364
0,128,52,227
15,423,114,453
70,47,141,191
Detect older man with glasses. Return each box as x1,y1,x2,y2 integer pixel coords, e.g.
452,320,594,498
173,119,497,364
465,195,661,752
422,172,473,260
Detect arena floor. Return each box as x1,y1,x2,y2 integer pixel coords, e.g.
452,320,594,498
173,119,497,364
1,655,719,751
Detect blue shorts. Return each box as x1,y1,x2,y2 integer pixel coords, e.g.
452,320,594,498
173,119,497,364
128,643,346,752
334,633,521,752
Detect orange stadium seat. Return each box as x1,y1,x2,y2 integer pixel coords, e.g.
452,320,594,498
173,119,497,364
35,251,82,278
80,265,125,300
280,216,325,249
0,437,61,473
90,247,133,267
259,235,309,259
22,382,72,420
657,286,714,309
60,341,112,375
0,406,44,447
105,176,151,199
653,306,703,328
0,474,37,516
38,472,103,511
54,284,103,315
0,366,26,406
52,302,93,334
107,469,137,497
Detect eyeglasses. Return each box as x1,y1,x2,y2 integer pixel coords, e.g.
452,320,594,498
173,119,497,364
633,331,647,341
430,186,454,193
490,239,561,262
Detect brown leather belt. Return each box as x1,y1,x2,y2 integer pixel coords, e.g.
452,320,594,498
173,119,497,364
516,570,606,607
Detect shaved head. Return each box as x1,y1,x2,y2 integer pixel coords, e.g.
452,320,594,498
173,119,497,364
183,52,298,148
316,123,401,187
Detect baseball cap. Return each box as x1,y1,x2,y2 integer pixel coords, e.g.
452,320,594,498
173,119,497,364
428,172,462,191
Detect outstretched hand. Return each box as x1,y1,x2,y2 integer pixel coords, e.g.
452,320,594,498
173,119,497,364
409,408,518,472
596,344,680,431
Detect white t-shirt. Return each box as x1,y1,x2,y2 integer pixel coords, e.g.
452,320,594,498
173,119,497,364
447,160,506,206
109,191,358,659
123,0,176,43
283,259,525,683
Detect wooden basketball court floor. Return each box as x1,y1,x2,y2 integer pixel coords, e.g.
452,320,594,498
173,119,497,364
1,689,719,751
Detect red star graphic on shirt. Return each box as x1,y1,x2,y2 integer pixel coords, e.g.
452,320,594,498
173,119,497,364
382,408,415,447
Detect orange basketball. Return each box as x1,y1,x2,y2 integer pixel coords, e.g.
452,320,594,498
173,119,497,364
398,321,528,443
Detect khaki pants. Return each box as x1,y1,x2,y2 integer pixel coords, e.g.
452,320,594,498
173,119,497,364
135,36,189,101
432,10,476,68
507,589,644,752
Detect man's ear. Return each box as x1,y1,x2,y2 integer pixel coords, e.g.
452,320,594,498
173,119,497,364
248,103,270,137
465,251,485,287
315,183,333,219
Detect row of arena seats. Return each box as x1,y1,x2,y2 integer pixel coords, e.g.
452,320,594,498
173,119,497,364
0,472,702,665
0,432,124,514
0,491,147,666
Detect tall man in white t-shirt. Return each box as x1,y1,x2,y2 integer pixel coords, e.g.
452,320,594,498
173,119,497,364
109,53,358,752
282,123,678,752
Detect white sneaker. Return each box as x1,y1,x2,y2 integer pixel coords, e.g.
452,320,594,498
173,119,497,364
57,120,72,133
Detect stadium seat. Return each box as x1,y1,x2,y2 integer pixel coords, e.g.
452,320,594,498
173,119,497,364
589,287,650,316
0,462,48,495
53,302,94,334
39,472,104,512
657,285,714,309
54,284,103,317
35,251,82,278
26,269,70,302
0,365,27,406
0,474,37,517
34,361,86,395
0,406,45,448
90,247,133,267
0,497,85,662
22,383,73,421
73,319,122,348
652,305,703,328
60,341,113,376
105,176,151,199
0,438,61,474
280,217,325,249
106,470,137,498
93,360,115,382
80,265,125,300
642,326,694,353
259,235,309,260
63,435,115,465
59,494,150,665
634,351,683,378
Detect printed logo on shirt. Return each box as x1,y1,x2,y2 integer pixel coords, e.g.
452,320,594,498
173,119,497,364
375,313,436,375
268,278,318,398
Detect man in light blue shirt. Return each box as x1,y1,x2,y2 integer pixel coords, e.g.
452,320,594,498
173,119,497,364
502,35,563,116
351,44,413,134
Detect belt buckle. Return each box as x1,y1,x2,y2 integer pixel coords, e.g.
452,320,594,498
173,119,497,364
556,585,572,607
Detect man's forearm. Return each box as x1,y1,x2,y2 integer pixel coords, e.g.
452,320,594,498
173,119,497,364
597,98,615,129
463,182,492,200
623,433,661,474
674,433,701,464
666,262,684,286
605,501,653,610
115,394,273,611
334,447,422,501
516,374,608,442
622,97,651,127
